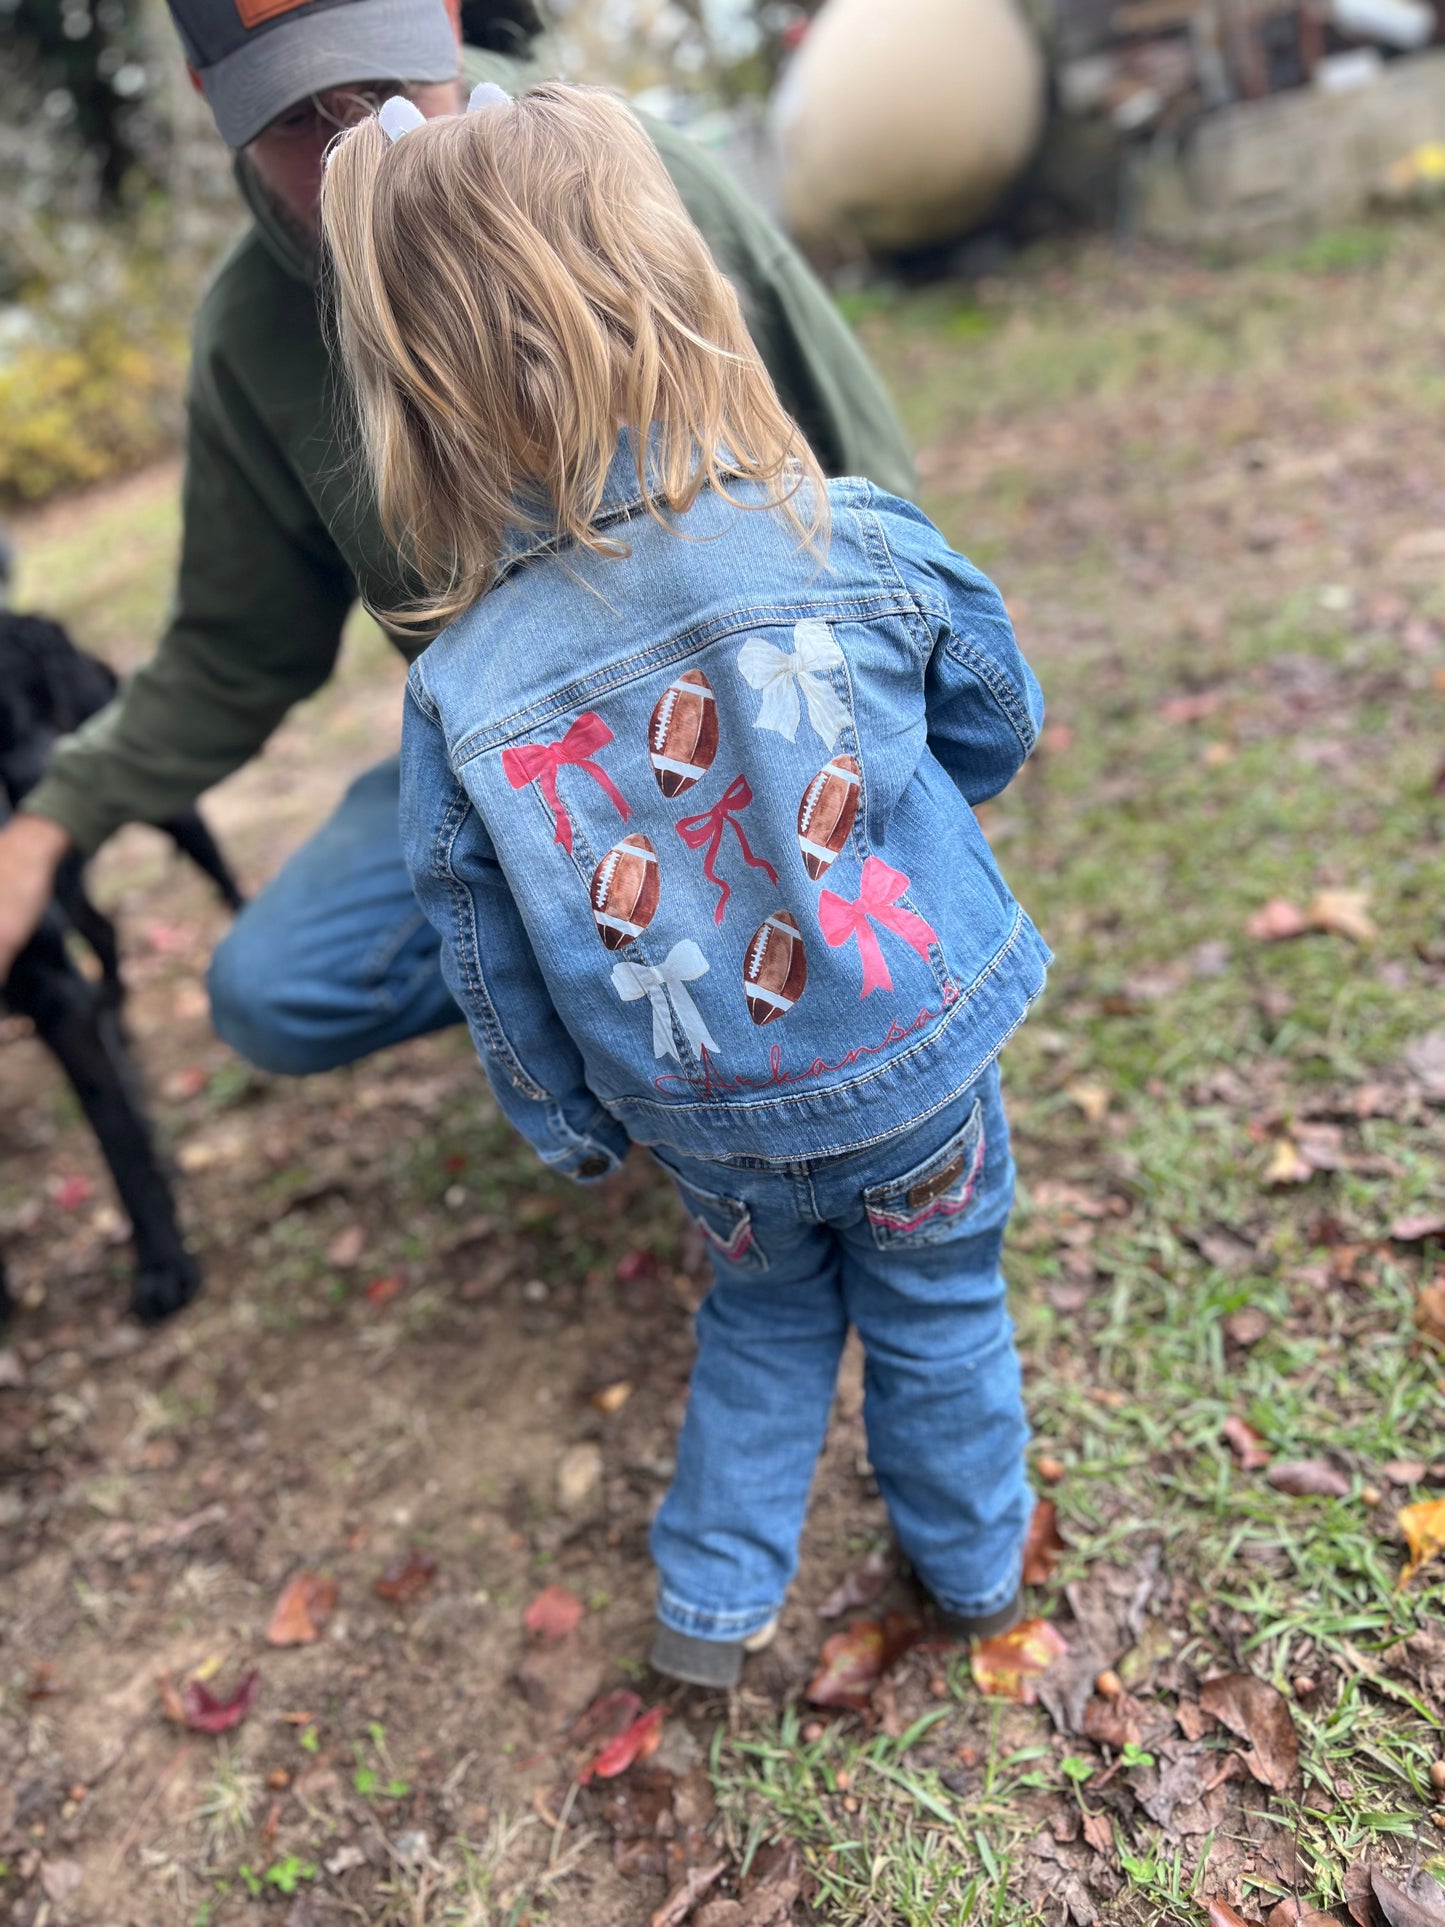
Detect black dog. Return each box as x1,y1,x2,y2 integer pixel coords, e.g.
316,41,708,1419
1,554,243,1324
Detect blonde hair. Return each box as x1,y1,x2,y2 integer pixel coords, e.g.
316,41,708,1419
320,82,828,631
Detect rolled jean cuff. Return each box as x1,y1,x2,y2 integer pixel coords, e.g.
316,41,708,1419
657,1586,781,1643
928,1548,1024,1622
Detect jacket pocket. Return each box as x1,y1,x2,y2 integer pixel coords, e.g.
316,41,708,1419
863,1099,986,1251
664,1167,767,1274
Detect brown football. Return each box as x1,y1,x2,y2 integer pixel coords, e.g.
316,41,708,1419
590,834,660,951
649,669,719,799
797,755,861,880
744,910,808,1025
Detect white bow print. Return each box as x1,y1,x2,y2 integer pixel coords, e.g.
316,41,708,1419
612,940,719,1063
737,620,849,749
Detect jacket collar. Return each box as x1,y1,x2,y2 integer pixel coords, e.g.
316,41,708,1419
495,428,675,579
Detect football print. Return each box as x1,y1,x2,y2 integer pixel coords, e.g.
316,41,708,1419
649,669,719,798
744,910,808,1025
590,835,660,951
797,755,861,880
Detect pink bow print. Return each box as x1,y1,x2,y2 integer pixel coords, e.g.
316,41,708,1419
817,857,939,998
675,773,779,925
502,712,630,854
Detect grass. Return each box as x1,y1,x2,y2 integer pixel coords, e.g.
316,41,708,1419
9,220,1445,1924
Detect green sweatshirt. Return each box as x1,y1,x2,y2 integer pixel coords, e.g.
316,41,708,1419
28,60,914,856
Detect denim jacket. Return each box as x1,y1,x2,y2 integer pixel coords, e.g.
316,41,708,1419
401,438,1050,1176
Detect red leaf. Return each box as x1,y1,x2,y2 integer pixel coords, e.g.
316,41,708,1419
805,1611,923,1710
51,1175,95,1211
1246,898,1311,942
1021,1498,1065,1585
970,1618,1069,1702
364,1274,404,1306
524,1584,583,1644
816,1549,891,1620
1208,1903,1265,1927
180,1670,260,1734
577,1705,664,1783
570,1688,642,1747
266,1572,337,1647
374,1550,438,1602
1266,1459,1350,1497
1223,1415,1272,1470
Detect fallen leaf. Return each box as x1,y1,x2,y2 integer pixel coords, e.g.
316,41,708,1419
1208,1902,1264,1927
1022,1498,1066,1585
1265,1137,1314,1185
39,1861,84,1906
1247,898,1311,941
1223,1306,1271,1347
806,1612,923,1710
970,1618,1069,1703
1415,1280,1445,1348
577,1705,664,1783
1390,1213,1445,1243
1267,1901,1341,1927
1404,1031,1445,1099
266,1572,338,1647
616,1249,661,1282
51,1174,95,1210
325,1224,366,1268
570,1687,643,1747
1064,1078,1111,1124
816,1548,892,1619
589,1380,632,1414
1267,1460,1350,1498
1308,888,1377,944
1082,1689,1143,1749
1398,1496,1445,1586
374,1550,438,1602
1198,1673,1299,1790
25,1661,61,1701
364,1273,404,1306
1159,690,1224,724
169,1669,261,1735
650,1859,729,1927
1081,1808,1113,1854
1383,1459,1427,1484
1345,1861,1387,1927
524,1584,583,1645
1371,1868,1445,1927
1223,1415,1272,1470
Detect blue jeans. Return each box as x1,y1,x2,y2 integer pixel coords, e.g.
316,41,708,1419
650,1064,1030,1641
209,759,461,1074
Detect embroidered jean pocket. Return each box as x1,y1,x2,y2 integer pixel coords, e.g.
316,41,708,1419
667,1171,767,1274
863,1099,987,1251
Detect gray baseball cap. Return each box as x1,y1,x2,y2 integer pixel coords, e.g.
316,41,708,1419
166,0,461,148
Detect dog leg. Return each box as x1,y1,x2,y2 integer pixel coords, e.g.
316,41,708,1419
53,858,124,1005
163,811,244,911
6,921,201,1323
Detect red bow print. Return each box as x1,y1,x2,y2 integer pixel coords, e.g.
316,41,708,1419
675,774,779,925
818,856,939,998
502,712,630,854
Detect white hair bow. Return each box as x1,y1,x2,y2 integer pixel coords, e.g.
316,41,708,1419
612,940,718,1063
377,80,512,145
737,619,849,749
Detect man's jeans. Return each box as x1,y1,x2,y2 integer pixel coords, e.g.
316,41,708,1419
650,1064,1030,1641
209,758,460,1075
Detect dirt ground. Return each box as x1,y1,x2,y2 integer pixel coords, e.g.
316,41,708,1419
4,228,1445,1927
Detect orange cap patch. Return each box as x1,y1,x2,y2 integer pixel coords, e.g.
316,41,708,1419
235,0,322,31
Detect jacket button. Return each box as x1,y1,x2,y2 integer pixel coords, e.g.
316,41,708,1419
577,1155,611,1178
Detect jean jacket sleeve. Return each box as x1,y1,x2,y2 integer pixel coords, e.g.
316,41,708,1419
400,680,631,1184
874,491,1043,805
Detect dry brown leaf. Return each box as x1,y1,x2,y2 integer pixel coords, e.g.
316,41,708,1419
650,1861,729,1927
1265,1138,1314,1185
805,1612,922,1710
1198,1673,1299,1790
1398,1496,1445,1586
265,1571,338,1647
1082,1689,1143,1749
1064,1078,1111,1124
1267,1903,1339,1927
1247,898,1311,941
1223,1415,1272,1470
1022,1498,1066,1586
1415,1281,1445,1349
1267,1459,1350,1498
970,1618,1069,1703
325,1224,366,1268
1308,888,1378,943
1345,1861,1387,1927
1081,1807,1113,1854
1370,1868,1445,1927
1390,1213,1445,1243
589,1380,633,1414
1208,1902,1265,1927
816,1549,892,1620
374,1549,438,1602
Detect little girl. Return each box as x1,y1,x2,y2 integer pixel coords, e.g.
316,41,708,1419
321,82,1051,1688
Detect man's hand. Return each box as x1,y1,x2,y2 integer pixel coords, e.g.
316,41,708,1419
0,814,73,984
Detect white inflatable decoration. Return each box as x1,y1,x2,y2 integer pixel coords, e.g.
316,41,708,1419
774,0,1046,254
